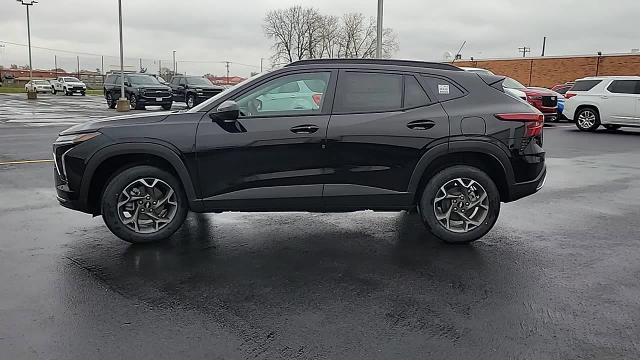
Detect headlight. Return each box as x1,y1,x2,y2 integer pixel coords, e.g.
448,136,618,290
54,132,100,145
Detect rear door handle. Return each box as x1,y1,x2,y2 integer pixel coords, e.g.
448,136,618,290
407,120,436,130
290,124,319,134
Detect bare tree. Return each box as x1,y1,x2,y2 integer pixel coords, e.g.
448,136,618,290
264,6,399,65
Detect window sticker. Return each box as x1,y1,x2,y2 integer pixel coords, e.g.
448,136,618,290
438,84,450,95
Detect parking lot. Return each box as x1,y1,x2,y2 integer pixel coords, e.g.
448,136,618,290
1,93,639,359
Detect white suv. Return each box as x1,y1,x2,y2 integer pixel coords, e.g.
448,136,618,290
564,76,640,131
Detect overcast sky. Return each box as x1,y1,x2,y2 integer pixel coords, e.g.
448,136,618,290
1,0,638,77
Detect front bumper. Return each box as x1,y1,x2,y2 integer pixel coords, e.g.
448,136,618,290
138,95,172,105
55,168,89,213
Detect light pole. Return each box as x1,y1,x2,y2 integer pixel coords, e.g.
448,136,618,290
116,0,130,111
16,0,38,99
172,50,176,74
376,0,383,58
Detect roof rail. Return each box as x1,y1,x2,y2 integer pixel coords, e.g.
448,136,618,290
286,58,462,71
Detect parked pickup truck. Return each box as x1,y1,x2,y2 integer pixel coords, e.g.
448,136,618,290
52,76,87,96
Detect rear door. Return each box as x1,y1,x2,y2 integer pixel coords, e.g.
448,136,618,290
323,71,449,210
602,80,640,125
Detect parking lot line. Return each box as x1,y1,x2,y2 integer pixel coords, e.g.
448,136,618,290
0,159,54,166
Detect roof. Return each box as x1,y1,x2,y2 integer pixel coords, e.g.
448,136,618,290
286,58,462,71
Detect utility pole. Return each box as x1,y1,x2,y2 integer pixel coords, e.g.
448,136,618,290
172,50,176,74
76,55,80,78
54,55,57,77
17,0,38,99
158,59,161,75
225,61,230,85
541,37,547,56
518,46,531,58
376,0,383,58
260,58,264,72
101,55,104,76
116,0,129,111
139,58,142,72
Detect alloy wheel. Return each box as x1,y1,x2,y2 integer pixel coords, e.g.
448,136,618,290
577,110,596,129
117,178,178,234
433,178,489,233
187,95,195,109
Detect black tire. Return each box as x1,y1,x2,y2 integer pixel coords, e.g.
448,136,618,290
106,92,116,109
51,87,56,95
81,91,86,96
161,103,172,111
129,94,144,110
604,125,622,131
101,165,188,244
575,107,600,132
186,94,196,109
64,88,69,96
419,165,501,244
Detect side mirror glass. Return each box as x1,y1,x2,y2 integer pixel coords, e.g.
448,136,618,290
210,100,240,122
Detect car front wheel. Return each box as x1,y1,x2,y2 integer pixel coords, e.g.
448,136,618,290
186,94,196,109
575,108,600,131
419,165,500,244
106,92,116,109
101,165,188,243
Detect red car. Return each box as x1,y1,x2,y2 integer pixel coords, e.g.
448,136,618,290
551,82,575,95
503,78,559,122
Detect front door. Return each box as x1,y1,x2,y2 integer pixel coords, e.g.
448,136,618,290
323,71,450,210
196,70,336,211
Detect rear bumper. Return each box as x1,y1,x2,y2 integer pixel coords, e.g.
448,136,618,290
508,165,547,202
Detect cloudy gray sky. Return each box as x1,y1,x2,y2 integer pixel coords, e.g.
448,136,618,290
1,0,638,77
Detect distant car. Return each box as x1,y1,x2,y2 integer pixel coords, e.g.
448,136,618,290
460,67,528,101
503,78,558,122
552,82,574,95
103,73,173,110
564,76,640,131
169,75,225,109
52,76,87,96
529,87,566,120
25,79,52,93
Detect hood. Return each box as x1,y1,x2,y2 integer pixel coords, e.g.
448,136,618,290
59,111,172,135
192,85,225,90
523,87,557,96
66,82,85,86
135,84,171,90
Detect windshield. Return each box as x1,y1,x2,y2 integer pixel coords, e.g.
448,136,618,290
187,77,214,86
64,77,80,82
189,71,273,112
34,80,49,85
502,77,526,90
128,75,161,85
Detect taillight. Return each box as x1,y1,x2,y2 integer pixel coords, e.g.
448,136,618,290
495,113,544,137
312,93,322,106
564,92,577,99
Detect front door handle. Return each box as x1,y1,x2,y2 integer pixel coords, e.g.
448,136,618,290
290,124,319,134
407,120,436,130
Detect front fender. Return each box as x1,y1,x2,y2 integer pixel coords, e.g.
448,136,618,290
80,141,201,212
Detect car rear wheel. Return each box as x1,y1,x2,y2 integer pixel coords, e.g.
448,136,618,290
419,165,500,244
106,92,116,109
186,94,196,109
575,108,600,131
101,165,188,244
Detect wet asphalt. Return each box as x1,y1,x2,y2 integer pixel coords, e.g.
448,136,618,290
1,94,639,359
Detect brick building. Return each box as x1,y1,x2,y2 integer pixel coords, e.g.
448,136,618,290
452,53,640,88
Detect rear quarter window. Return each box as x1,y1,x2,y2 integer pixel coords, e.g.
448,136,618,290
421,76,465,101
570,80,602,92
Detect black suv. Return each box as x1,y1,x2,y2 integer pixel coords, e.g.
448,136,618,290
169,75,225,109
55,59,546,244
103,73,173,110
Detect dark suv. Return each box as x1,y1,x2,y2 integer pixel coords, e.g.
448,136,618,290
169,75,225,109
54,59,546,244
103,73,173,110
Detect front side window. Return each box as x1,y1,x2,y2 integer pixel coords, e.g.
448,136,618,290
607,80,640,94
234,72,330,117
334,72,403,113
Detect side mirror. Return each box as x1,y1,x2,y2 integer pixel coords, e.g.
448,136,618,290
209,100,240,123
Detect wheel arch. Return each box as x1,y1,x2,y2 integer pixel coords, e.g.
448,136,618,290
408,140,515,203
574,103,600,121
81,142,200,215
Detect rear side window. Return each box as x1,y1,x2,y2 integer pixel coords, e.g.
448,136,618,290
404,75,431,108
334,72,403,113
570,80,601,92
421,76,465,101
607,80,640,94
